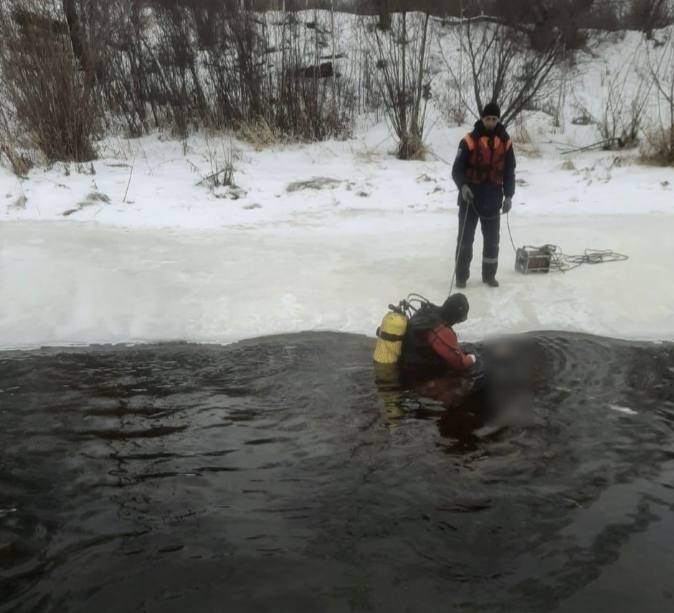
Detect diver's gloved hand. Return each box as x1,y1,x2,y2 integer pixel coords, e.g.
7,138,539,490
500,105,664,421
461,184,474,205
502,196,512,213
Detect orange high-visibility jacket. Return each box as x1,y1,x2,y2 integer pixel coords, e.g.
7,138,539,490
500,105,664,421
452,122,516,198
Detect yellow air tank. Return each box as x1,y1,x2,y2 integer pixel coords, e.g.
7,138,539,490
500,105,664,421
373,310,408,365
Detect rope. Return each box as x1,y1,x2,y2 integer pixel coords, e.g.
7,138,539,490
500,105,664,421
449,200,471,295
427,146,503,292
449,196,505,293
526,244,629,272
506,210,517,253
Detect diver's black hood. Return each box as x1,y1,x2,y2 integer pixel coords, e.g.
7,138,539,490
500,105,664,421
440,293,469,326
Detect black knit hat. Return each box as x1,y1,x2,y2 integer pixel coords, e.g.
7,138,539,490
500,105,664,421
440,293,469,326
481,102,501,118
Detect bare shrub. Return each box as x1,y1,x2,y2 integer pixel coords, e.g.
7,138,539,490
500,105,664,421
0,104,34,176
202,5,267,131
150,4,208,137
0,142,33,176
368,11,433,159
203,138,236,189
265,8,356,141
98,1,163,137
513,115,533,144
596,59,654,150
643,35,674,164
135,4,355,141
642,124,674,164
0,0,99,162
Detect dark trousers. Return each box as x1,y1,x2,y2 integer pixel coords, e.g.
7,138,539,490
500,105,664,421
455,193,501,282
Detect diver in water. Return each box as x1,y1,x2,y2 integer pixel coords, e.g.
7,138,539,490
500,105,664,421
373,293,479,413
374,293,527,431
397,294,529,430
398,293,476,383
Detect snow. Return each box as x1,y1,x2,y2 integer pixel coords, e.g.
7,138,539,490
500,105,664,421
3,119,673,229
2,145,673,349
2,21,674,350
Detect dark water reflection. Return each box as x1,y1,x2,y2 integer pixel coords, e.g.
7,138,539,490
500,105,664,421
1,332,674,613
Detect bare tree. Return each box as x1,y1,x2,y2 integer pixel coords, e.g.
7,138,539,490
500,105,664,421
458,19,562,126
369,10,433,159
628,0,672,38
62,0,91,73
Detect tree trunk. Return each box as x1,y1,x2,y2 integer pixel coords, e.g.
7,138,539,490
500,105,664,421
377,0,391,31
62,0,90,72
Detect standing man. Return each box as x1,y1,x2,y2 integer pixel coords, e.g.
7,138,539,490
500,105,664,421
451,102,516,288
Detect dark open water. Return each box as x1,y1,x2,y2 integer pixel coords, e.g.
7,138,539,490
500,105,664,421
1,332,673,613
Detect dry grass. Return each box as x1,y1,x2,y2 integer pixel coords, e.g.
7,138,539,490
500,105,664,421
0,142,33,176
640,125,674,166
237,119,283,150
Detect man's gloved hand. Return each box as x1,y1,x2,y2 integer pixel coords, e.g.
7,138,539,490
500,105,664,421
461,184,474,205
502,196,512,213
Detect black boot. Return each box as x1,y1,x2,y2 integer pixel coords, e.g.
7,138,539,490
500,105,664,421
483,278,499,288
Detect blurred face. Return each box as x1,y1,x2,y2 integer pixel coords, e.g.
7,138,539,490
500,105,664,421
481,115,499,131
